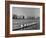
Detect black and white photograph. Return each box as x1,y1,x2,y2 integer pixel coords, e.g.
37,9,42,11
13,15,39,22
12,7,40,31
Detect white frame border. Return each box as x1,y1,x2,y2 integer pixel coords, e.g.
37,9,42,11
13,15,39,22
10,4,43,34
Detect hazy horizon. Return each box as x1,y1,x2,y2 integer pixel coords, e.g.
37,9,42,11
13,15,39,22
12,7,40,17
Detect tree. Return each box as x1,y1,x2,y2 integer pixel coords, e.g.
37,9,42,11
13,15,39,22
13,15,17,19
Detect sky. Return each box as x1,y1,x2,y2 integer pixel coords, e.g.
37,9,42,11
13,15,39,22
12,7,40,17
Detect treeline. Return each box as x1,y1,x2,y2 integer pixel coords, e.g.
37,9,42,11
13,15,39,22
12,14,40,19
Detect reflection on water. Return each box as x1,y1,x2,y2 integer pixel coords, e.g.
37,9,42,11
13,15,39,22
12,19,40,31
